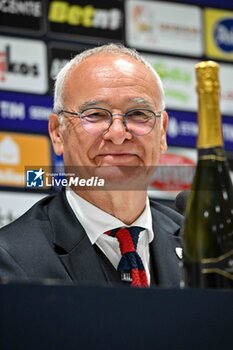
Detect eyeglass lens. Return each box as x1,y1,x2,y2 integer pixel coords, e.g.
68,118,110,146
80,108,156,136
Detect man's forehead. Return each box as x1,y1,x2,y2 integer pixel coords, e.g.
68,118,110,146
71,53,144,76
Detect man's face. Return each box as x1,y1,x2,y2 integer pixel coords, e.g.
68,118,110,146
49,53,168,188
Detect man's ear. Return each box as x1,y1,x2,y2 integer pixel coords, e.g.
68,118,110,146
48,113,64,156
160,110,168,154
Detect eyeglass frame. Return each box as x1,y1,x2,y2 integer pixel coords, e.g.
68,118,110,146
57,107,163,136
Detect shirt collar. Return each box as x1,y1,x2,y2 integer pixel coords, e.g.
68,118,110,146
66,188,154,245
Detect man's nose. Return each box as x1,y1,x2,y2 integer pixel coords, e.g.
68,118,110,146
103,116,132,144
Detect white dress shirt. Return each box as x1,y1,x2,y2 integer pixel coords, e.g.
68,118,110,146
66,188,154,284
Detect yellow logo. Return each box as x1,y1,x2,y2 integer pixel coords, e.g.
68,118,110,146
205,8,233,61
48,1,121,30
0,132,51,187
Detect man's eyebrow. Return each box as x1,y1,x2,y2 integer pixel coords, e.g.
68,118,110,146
79,98,154,110
79,100,104,110
130,98,153,108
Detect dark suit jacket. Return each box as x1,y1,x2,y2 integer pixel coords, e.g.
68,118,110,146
0,191,183,287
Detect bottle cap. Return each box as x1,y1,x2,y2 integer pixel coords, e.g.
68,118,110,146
195,61,219,94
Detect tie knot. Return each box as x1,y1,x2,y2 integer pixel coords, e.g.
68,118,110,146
105,226,144,255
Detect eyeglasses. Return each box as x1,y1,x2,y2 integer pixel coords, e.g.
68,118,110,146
58,107,162,136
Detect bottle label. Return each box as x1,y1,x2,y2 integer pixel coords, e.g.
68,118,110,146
198,154,226,161
198,146,227,161
201,250,233,281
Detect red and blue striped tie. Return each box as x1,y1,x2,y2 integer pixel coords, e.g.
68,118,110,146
105,226,149,287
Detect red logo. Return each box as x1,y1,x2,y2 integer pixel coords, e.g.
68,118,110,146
150,152,196,191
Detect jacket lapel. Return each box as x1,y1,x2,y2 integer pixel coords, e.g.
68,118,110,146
47,191,108,285
150,203,183,288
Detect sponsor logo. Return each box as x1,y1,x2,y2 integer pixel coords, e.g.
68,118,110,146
143,56,233,117
26,168,44,187
0,132,51,187
48,1,121,30
0,100,25,120
168,115,233,146
0,0,43,33
47,0,123,41
0,0,41,17
205,8,233,61
0,92,53,133
0,135,19,165
0,36,47,93
148,147,197,200
126,0,203,56
168,116,198,139
150,152,196,191
166,110,233,151
0,45,38,81
143,54,197,111
214,19,233,53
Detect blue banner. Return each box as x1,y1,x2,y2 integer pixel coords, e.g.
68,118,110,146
167,109,233,151
0,92,53,134
1,94,232,151
181,0,233,9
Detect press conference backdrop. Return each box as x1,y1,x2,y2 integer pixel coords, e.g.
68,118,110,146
0,0,233,227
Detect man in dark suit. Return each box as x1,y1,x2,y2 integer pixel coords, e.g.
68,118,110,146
0,44,183,287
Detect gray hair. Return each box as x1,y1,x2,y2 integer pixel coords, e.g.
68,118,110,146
53,43,165,113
